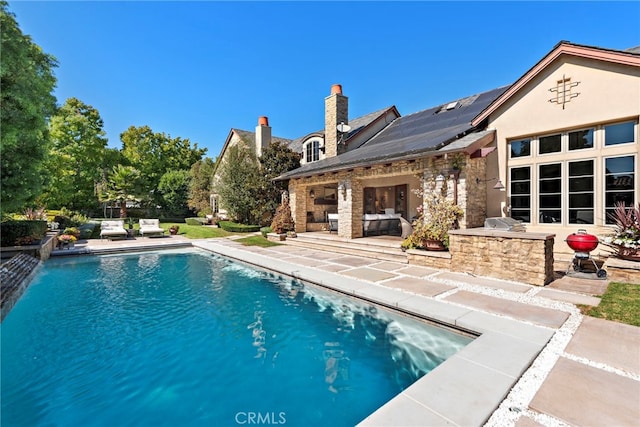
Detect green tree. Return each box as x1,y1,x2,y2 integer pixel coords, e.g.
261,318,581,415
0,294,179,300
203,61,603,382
43,97,109,211
158,169,191,217
257,141,301,224
216,144,263,224
120,125,207,205
105,165,142,218
188,157,215,215
0,2,57,214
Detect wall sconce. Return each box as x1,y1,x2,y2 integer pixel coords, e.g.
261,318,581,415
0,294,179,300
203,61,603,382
337,182,347,200
477,177,505,190
309,189,315,199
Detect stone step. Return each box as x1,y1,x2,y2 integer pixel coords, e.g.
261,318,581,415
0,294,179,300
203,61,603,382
284,233,408,263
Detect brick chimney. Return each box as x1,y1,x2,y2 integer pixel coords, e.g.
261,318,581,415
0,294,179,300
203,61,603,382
255,116,271,157
324,84,348,157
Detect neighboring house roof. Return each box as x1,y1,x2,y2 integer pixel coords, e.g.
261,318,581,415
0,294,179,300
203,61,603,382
288,106,400,153
212,128,293,176
472,41,640,126
276,86,508,180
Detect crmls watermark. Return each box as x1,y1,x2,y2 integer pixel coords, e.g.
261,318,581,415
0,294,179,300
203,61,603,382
234,412,286,425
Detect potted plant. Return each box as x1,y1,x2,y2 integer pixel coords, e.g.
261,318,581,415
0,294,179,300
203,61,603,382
169,225,180,235
401,194,463,251
601,202,640,261
63,227,81,238
58,233,77,249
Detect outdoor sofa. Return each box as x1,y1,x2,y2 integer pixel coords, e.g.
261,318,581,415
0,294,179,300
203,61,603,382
327,213,404,236
362,213,402,236
139,219,165,237
100,220,128,240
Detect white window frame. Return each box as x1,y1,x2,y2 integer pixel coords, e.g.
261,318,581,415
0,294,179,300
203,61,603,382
303,138,322,164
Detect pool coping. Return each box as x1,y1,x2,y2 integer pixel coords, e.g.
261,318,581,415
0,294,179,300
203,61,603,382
192,240,556,426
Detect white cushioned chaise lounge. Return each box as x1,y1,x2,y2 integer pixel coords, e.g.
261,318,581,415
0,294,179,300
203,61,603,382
139,219,165,237
100,220,128,240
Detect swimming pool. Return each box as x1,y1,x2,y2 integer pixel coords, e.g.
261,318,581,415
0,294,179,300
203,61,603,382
1,249,472,426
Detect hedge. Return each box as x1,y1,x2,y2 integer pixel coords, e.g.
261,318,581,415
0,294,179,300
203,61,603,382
185,217,205,226
1,220,48,247
218,221,261,233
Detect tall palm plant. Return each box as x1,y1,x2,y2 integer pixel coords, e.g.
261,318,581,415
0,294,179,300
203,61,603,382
105,165,143,218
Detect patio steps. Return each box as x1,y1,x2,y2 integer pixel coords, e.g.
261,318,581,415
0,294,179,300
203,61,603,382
284,232,408,263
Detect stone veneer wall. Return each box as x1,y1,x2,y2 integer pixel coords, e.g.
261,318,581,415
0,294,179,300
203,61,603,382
604,258,640,284
407,229,556,286
448,229,555,286
406,249,452,270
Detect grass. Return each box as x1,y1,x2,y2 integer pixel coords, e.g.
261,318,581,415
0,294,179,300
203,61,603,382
234,235,282,247
580,282,640,326
160,223,233,239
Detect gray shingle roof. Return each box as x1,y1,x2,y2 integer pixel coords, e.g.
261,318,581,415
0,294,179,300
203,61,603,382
287,106,397,154
233,129,293,147
276,86,509,180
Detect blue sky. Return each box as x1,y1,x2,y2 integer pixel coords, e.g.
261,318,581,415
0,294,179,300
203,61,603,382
8,1,640,158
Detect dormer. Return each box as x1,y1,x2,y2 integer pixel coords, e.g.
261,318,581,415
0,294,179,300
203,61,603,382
300,134,325,165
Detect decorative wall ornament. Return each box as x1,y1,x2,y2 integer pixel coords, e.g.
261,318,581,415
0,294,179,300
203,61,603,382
548,74,580,109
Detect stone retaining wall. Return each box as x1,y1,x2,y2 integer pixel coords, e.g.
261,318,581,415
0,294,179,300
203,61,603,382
406,249,452,270
408,228,556,286
604,258,640,284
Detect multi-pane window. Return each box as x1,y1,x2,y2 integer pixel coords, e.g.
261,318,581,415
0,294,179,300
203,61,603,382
510,167,531,222
605,155,635,223
605,121,635,146
539,134,561,154
569,128,594,150
305,140,320,163
510,139,531,158
568,160,594,224
539,164,562,223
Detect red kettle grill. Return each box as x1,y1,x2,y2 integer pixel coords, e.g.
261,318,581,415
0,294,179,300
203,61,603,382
565,229,607,278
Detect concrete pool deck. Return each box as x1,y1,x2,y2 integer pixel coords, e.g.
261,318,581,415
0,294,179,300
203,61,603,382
53,236,640,426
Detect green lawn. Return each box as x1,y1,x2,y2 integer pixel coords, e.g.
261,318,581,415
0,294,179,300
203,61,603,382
160,223,233,239
581,282,640,326
234,235,282,247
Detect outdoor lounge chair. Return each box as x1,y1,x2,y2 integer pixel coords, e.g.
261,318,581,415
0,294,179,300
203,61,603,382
139,219,165,237
100,220,128,240
327,214,338,233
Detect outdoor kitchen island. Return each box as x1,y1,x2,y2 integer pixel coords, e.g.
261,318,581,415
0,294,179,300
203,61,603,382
406,227,556,287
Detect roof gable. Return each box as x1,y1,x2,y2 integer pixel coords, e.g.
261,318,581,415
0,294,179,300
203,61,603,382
212,128,293,175
472,41,640,126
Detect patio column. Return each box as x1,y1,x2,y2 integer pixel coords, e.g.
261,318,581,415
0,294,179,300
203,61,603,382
337,179,363,239
289,181,307,233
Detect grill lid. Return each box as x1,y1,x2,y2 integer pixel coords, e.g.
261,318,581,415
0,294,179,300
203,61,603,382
484,217,526,232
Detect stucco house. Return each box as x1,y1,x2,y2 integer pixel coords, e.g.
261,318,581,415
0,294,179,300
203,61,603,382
271,41,639,258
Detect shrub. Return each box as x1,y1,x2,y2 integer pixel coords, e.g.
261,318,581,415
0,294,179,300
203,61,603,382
185,217,204,226
260,226,272,237
270,197,295,234
0,220,48,247
218,221,261,233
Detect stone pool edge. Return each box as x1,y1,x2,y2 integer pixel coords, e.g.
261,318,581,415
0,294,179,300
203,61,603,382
192,241,555,427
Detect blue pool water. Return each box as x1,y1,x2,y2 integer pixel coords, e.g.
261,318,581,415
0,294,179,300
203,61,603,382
1,249,472,426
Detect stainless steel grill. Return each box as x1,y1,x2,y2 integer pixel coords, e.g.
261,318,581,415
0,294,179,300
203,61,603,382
484,217,526,232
